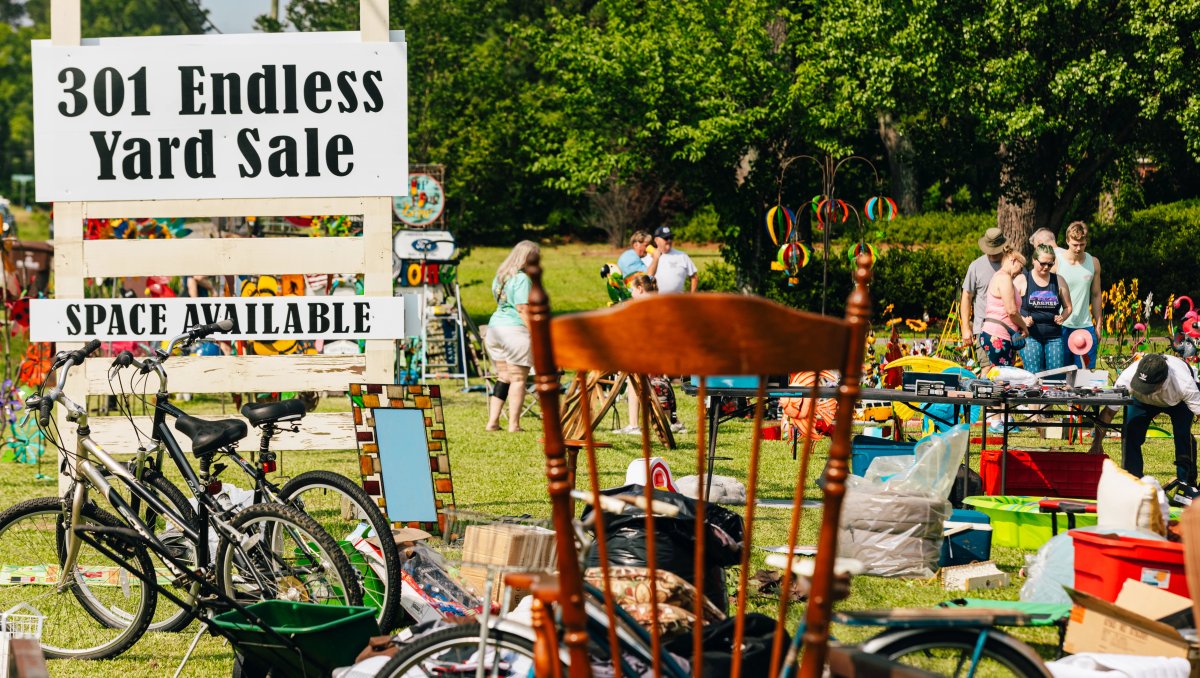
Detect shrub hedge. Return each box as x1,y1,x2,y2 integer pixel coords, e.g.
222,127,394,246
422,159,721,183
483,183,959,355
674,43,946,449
1090,200,1200,301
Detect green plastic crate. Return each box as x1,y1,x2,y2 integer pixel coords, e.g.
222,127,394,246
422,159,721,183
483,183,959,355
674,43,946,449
962,495,1182,550
210,600,379,676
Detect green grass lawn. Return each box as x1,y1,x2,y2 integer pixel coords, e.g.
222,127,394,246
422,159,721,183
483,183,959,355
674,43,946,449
0,379,1186,677
457,242,726,326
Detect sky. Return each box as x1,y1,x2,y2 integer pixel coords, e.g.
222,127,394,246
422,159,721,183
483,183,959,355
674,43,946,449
203,1,291,34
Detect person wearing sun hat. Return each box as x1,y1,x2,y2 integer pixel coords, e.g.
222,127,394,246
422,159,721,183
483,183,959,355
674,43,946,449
960,227,1010,367
1090,353,1200,504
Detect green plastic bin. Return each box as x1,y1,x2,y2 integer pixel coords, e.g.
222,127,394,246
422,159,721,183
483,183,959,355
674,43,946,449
963,495,1182,550
962,496,1098,549
210,600,379,676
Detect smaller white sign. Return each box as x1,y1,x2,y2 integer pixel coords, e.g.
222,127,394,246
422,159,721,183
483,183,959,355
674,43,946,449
31,297,405,342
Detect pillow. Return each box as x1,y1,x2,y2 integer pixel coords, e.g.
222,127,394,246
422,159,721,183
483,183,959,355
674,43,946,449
1096,458,1166,536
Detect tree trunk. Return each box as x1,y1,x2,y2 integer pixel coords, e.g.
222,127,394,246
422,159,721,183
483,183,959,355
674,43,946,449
996,143,1050,256
878,113,919,215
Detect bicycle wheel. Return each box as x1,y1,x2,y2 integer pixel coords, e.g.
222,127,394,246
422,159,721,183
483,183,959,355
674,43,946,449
378,624,544,678
860,627,1052,678
214,502,363,607
97,463,200,633
0,496,157,660
279,470,402,631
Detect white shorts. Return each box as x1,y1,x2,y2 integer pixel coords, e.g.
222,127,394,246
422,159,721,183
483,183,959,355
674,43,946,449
484,324,533,368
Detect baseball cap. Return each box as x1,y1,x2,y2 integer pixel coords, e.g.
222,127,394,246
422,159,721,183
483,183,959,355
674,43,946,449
1131,353,1169,395
977,227,1007,255
653,226,674,240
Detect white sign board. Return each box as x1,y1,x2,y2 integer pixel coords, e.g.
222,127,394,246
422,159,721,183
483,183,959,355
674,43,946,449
32,31,407,201
30,297,406,342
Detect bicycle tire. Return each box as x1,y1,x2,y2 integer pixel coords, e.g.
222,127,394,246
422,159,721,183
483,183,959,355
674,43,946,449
215,502,363,607
0,496,157,660
377,624,547,678
279,469,403,631
94,463,199,633
860,627,1052,678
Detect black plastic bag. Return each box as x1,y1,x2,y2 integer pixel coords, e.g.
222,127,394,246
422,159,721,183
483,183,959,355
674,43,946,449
582,484,743,610
664,613,787,678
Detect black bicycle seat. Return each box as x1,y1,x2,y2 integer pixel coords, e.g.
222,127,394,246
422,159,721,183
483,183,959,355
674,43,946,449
240,399,307,427
175,415,248,456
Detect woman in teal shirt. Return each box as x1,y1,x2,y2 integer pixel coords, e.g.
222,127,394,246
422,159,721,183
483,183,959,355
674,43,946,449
484,240,540,432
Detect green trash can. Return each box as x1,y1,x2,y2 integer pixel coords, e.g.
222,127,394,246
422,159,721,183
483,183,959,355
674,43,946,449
340,540,386,614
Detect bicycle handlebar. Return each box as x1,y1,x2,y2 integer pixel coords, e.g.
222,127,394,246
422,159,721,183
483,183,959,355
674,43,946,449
54,339,101,369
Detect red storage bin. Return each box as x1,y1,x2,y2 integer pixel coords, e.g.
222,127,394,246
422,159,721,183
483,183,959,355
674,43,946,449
1070,530,1188,602
979,449,1105,499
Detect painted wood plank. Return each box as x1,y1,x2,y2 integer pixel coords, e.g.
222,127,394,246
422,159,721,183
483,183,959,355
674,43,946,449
53,202,85,298
81,354,366,393
87,412,356,453
360,0,389,42
50,0,80,46
83,238,366,277
81,197,376,219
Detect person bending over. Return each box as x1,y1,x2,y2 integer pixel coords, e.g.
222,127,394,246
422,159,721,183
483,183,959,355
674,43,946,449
1091,353,1200,504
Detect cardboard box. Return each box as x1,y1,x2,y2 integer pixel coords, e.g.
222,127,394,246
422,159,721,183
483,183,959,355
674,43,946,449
459,565,531,604
462,524,557,569
1063,583,1199,673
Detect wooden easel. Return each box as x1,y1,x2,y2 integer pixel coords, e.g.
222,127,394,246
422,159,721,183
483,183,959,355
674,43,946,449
560,371,676,449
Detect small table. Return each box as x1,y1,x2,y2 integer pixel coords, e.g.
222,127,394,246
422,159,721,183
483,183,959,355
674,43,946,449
681,382,1000,498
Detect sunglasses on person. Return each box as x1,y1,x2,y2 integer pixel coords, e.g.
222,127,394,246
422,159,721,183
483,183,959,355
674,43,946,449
1036,259,1054,267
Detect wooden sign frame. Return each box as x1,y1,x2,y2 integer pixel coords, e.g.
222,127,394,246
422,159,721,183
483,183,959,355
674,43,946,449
48,0,398,470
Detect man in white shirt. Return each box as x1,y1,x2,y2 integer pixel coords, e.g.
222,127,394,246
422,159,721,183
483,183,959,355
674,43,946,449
643,226,697,294
1091,353,1200,503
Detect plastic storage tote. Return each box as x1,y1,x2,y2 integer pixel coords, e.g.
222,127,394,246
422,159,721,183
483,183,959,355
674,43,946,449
1070,530,1188,602
979,449,1105,499
210,601,379,676
850,435,917,477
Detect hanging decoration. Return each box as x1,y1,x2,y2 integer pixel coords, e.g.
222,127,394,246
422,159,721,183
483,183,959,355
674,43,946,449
776,241,811,287
765,205,795,247
864,197,898,222
847,242,878,267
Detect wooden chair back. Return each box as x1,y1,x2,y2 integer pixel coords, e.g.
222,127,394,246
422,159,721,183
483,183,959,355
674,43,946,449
525,253,872,678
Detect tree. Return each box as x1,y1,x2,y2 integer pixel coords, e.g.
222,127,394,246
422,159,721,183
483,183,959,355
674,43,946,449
283,0,579,245
812,0,1200,249
1,0,208,200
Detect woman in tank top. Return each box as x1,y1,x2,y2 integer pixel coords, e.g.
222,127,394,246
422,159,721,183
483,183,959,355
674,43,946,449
980,249,1032,367
1056,221,1103,368
1013,244,1074,373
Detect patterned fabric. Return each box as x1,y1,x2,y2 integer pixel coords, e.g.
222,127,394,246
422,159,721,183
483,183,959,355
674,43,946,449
584,566,725,638
1019,335,1066,374
979,330,1015,367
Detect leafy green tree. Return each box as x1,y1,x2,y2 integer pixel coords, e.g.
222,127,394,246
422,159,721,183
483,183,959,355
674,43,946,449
811,0,1200,249
2,0,208,200
284,0,578,245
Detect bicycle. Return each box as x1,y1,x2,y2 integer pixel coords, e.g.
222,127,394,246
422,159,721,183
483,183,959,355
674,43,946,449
0,328,361,660
107,340,401,632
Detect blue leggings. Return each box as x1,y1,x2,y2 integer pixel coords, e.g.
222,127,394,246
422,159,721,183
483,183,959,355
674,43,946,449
1019,335,1066,374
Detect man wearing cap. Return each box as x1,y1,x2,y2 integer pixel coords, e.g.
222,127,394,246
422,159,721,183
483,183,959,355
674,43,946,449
1090,353,1200,503
960,227,1009,367
643,226,697,294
